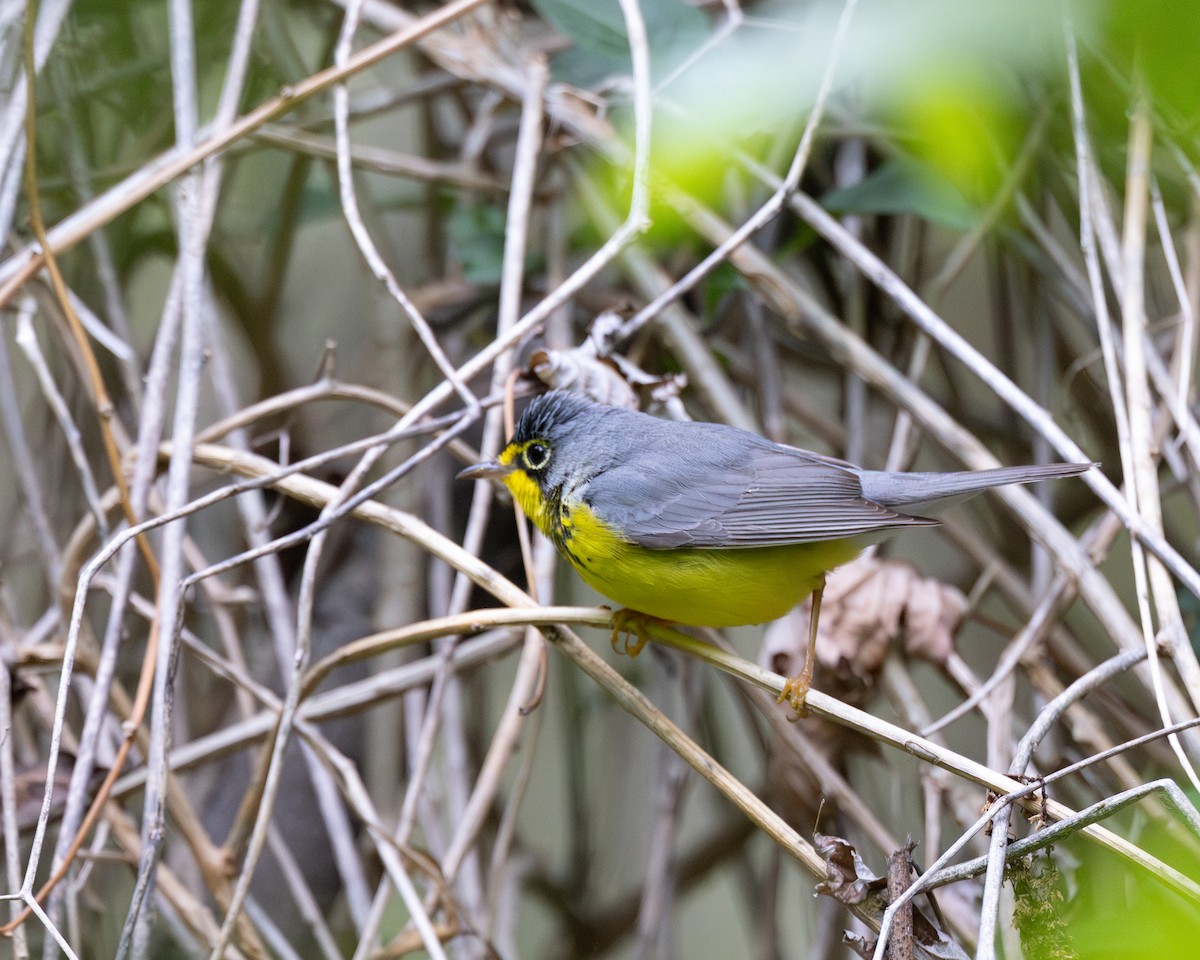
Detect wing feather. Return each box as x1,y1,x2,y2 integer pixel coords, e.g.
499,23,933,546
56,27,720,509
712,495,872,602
582,428,934,549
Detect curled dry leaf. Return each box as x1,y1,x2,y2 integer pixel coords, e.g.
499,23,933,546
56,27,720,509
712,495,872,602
819,836,967,960
909,913,969,960
814,832,887,905
845,931,877,958
521,310,638,409
761,555,969,695
520,310,688,414
528,344,638,409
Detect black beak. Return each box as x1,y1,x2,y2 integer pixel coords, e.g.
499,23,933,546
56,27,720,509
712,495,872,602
457,460,514,481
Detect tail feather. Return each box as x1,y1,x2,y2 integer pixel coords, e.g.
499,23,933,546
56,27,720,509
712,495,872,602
859,461,1095,511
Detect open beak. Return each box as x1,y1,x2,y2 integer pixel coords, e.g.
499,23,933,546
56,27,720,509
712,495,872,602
457,460,515,481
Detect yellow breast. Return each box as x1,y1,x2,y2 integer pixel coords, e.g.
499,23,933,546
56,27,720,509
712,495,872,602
505,473,861,627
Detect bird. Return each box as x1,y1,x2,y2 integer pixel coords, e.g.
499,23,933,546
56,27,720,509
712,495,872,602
459,390,1092,711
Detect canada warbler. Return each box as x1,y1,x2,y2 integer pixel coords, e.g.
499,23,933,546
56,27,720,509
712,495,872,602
459,391,1091,708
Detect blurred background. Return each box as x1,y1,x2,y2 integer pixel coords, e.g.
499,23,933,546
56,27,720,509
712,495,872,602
2,0,1200,957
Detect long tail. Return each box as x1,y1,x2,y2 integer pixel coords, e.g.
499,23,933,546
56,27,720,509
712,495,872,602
859,461,1095,511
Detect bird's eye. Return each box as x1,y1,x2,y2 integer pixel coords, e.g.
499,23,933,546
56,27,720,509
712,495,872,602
523,441,550,471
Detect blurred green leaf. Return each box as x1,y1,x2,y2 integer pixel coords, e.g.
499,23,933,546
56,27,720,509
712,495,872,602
535,0,709,58
1106,0,1200,131
447,203,507,285
628,0,1076,219
701,261,748,318
1058,802,1200,960
821,157,978,230
532,0,709,85
889,63,1027,205
531,0,633,61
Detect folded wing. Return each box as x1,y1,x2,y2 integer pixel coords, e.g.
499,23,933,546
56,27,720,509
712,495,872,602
584,429,934,549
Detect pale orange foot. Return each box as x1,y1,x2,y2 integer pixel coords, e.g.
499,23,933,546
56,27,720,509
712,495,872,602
776,665,813,721
609,609,666,658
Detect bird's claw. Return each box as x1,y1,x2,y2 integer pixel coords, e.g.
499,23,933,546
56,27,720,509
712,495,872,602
777,667,812,721
609,609,656,657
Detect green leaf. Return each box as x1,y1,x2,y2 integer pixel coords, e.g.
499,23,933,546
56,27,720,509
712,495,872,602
531,0,631,60
701,261,748,318
447,203,507,285
820,157,978,230
1108,0,1200,130
532,0,709,84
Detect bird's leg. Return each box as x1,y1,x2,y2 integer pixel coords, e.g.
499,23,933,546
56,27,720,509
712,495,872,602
778,574,825,719
609,609,663,657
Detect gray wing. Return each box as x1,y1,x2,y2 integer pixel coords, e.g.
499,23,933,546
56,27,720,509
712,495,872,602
582,426,935,549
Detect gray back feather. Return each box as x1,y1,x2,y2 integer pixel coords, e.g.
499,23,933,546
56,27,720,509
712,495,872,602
514,392,1090,551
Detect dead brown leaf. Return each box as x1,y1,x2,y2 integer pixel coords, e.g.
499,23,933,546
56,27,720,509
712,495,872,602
762,555,969,697
814,832,887,905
